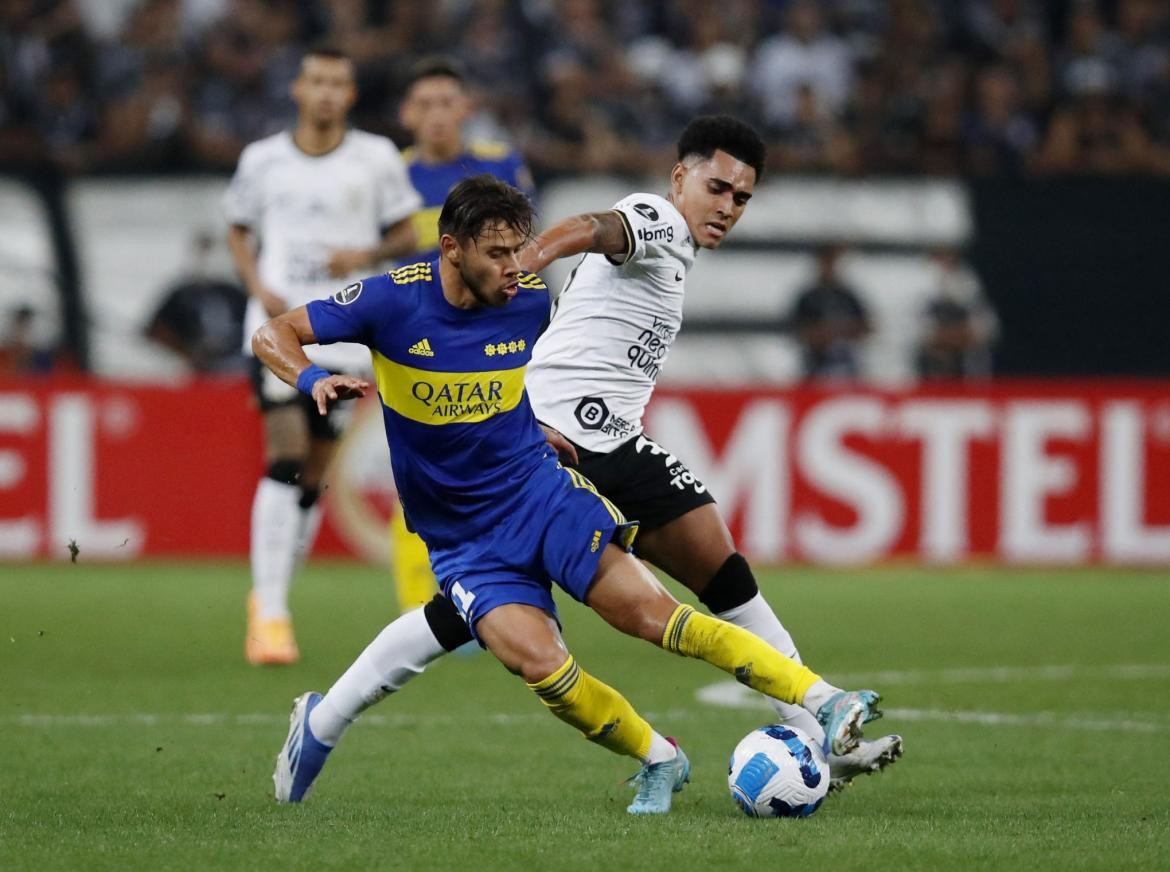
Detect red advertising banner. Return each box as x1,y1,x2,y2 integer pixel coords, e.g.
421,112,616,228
2,378,1169,564
647,383,1170,565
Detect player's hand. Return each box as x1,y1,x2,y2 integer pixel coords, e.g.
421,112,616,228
326,248,373,278
255,285,288,317
517,242,543,274
310,374,370,415
540,424,578,466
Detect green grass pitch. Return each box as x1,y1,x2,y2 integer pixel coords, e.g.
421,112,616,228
2,562,1168,871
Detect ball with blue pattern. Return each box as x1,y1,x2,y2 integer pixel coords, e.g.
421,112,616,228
727,724,829,818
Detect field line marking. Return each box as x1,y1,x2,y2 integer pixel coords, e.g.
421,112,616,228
694,680,1170,733
830,663,1170,686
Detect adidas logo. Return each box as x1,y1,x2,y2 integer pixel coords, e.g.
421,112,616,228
408,338,434,357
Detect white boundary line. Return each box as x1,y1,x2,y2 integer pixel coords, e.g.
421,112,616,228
829,663,1170,686
5,665,1168,733
694,683,1170,733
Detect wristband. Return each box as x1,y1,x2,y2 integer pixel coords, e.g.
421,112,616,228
296,364,331,397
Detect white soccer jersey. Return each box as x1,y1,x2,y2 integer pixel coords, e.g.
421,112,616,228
224,129,421,371
526,192,695,451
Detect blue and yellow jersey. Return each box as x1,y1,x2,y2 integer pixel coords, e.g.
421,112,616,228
402,142,535,263
306,261,551,549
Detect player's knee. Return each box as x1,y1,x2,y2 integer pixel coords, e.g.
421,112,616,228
422,594,474,652
697,552,759,614
266,459,304,486
518,650,572,686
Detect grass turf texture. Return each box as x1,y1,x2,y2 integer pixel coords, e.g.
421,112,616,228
2,563,1168,871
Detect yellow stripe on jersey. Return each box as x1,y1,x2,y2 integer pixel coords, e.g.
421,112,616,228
371,351,526,425
390,262,433,284
518,273,546,289
468,140,512,160
409,206,442,256
563,466,625,525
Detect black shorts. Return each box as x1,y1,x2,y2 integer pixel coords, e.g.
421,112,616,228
249,357,348,441
571,432,716,533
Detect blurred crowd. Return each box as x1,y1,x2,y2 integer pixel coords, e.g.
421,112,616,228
3,0,1170,180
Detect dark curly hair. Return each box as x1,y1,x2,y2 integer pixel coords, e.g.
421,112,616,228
677,115,766,180
438,175,535,243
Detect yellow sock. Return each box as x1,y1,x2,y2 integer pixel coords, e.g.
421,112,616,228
528,656,653,761
390,511,436,613
662,604,821,706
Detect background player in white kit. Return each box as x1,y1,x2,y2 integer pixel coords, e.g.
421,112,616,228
291,117,901,792
224,44,421,665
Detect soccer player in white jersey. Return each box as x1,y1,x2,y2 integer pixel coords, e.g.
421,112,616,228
224,44,422,665
289,117,900,792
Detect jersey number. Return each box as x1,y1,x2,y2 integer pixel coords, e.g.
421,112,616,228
450,581,476,619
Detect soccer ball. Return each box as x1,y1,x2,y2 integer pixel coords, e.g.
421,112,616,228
727,724,829,818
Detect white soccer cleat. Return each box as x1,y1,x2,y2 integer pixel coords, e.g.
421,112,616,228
826,734,903,793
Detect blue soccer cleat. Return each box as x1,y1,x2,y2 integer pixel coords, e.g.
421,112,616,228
626,739,691,815
273,692,333,803
815,690,883,757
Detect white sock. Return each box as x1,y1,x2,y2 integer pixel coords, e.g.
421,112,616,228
308,606,447,745
717,593,826,743
643,731,677,765
250,477,300,621
294,503,323,570
801,679,844,716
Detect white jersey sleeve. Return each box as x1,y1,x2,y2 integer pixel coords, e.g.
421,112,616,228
525,192,696,452
371,137,422,227
607,192,687,269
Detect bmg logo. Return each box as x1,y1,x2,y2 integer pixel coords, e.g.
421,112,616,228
574,396,609,430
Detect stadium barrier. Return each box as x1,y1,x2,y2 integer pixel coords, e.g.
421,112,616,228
2,376,1168,566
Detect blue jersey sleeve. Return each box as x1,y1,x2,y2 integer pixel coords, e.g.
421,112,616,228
306,274,398,347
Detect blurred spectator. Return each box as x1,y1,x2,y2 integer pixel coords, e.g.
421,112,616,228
772,83,857,173
1115,0,1169,99
1032,70,1170,174
786,244,871,382
2,0,1169,178
962,64,1039,174
914,248,999,380
961,0,1047,62
0,305,58,374
143,231,247,373
750,0,853,130
1055,1,1124,99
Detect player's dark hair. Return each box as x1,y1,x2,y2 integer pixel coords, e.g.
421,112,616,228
677,115,766,181
303,42,351,65
405,55,466,91
439,175,535,244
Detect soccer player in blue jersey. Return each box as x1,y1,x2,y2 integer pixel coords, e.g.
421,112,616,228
390,56,537,611
399,56,535,265
255,175,883,814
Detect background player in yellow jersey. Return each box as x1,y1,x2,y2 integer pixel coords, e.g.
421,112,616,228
391,56,536,612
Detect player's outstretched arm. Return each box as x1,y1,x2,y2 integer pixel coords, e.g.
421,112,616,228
519,211,630,274
252,308,369,415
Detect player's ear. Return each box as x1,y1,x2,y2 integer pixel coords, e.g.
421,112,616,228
439,233,460,265
670,162,687,195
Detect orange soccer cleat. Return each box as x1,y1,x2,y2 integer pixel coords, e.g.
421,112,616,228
245,593,300,665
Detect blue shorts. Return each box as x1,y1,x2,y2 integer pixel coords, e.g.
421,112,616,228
427,458,638,640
